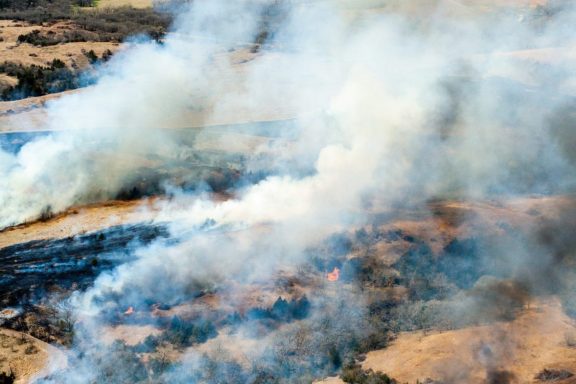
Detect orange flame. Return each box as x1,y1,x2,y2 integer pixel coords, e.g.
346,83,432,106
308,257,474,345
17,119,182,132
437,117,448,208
124,306,135,315
327,267,340,282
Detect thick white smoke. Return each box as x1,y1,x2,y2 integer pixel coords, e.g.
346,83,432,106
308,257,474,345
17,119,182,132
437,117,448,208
2,1,575,229
2,0,576,382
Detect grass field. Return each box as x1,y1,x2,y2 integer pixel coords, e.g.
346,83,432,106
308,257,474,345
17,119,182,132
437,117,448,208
95,0,152,9
0,20,120,68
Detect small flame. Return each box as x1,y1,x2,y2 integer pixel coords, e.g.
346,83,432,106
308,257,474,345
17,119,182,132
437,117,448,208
327,267,340,282
124,306,135,315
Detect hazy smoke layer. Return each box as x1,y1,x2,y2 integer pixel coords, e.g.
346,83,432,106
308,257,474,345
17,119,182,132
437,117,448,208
2,0,576,383
2,1,576,229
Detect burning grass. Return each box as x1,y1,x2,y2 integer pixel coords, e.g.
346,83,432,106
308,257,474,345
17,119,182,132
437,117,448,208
1,1,576,383
3,196,576,383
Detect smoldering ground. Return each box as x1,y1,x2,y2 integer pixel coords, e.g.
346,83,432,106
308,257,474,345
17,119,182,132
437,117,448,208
3,0,576,383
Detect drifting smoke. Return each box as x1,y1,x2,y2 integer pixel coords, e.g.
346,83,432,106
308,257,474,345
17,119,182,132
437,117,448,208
3,1,576,229
1,0,576,383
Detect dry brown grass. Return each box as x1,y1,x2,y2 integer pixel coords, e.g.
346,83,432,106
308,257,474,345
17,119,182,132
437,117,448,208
316,297,576,384
95,0,152,9
0,328,66,384
362,297,576,384
0,198,161,249
0,73,18,87
0,88,82,131
0,20,121,130
102,325,162,346
0,20,120,68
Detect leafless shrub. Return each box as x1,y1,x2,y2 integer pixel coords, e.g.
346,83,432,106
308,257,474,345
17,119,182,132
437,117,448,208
535,368,574,382
24,344,38,355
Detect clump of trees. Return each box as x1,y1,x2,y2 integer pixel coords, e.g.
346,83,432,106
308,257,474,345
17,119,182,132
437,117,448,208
244,296,311,323
72,7,169,43
133,315,217,352
340,361,397,384
17,29,101,46
5,305,75,347
128,291,384,383
163,355,253,384
161,316,217,348
0,59,79,99
92,341,149,384
0,57,103,100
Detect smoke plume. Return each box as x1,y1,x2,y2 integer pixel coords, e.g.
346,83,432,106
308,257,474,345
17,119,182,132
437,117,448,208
2,0,576,383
